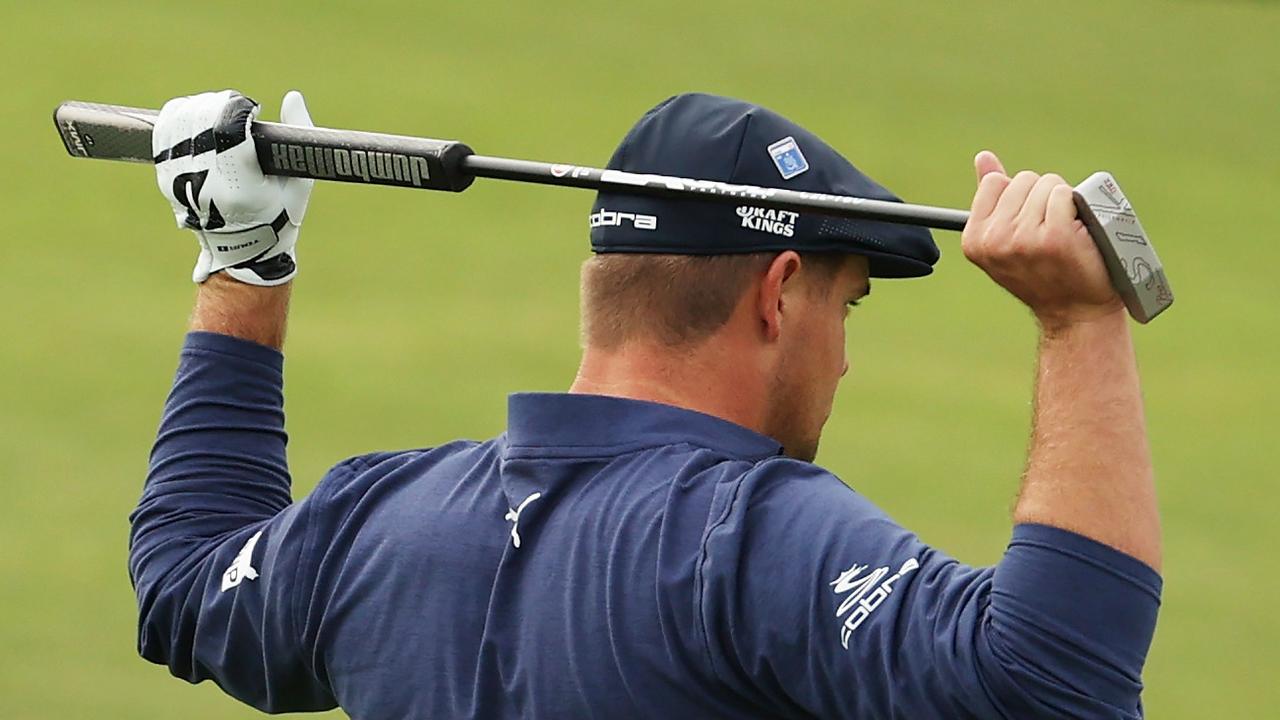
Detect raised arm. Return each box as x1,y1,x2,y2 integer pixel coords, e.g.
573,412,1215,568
127,90,334,712
699,152,1162,719
963,151,1160,570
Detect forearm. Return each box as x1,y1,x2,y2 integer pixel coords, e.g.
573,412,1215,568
1015,309,1161,570
191,274,292,350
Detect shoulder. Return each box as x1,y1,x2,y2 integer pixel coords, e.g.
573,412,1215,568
306,439,494,514
700,457,932,595
724,457,895,533
700,458,902,580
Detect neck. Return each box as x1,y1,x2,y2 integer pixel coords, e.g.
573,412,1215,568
570,339,768,435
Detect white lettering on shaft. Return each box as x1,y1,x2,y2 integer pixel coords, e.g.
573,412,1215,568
599,170,778,200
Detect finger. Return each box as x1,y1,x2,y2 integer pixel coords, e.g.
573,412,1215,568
1046,183,1080,228
969,172,1010,222
154,94,214,228
1016,173,1066,226
990,170,1040,221
154,95,192,215
213,93,265,184
165,92,230,178
280,181,315,225
969,151,1010,221
166,96,200,177
279,90,314,128
177,91,236,173
191,247,214,284
212,91,258,154
279,91,316,222
281,176,314,224
974,150,1006,181
197,90,239,143
153,95,191,160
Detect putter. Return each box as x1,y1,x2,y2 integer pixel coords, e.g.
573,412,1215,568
53,100,1173,323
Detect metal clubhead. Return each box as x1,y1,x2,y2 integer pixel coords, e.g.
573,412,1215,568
1073,172,1173,323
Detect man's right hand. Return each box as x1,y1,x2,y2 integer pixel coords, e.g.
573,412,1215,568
960,151,1124,330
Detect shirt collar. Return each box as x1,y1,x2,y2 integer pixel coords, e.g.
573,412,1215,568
506,392,783,460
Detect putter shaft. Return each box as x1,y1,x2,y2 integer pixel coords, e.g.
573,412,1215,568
52,100,1172,321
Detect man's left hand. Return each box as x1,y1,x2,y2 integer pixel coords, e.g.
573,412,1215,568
153,89,315,286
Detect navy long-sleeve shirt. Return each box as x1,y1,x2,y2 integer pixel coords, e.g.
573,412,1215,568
129,332,1162,718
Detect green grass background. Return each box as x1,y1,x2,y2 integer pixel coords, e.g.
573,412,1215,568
2,0,1277,717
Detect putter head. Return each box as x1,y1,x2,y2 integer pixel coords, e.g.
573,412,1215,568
1073,172,1173,323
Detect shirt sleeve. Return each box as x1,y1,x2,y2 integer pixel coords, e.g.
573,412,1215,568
127,332,336,713
696,459,1162,720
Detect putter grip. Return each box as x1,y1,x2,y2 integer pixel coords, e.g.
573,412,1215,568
53,100,476,192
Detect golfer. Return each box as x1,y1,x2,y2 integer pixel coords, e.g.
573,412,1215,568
131,90,1162,719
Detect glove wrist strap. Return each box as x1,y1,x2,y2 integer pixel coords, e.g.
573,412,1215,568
195,211,295,286
223,253,297,286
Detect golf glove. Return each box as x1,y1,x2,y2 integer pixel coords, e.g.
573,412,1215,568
153,90,315,285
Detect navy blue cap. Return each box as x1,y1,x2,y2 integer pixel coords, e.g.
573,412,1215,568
590,93,939,278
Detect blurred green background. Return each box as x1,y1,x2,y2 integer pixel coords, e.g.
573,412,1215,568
2,0,1277,717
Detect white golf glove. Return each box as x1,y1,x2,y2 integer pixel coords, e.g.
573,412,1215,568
153,89,315,285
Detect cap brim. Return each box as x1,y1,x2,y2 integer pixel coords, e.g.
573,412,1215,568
859,249,936,278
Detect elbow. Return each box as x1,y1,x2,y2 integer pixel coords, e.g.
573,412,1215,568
977,617,1149,719
131,574,180,674
970,524,1161,717
127,538,188,672
126,508,211,674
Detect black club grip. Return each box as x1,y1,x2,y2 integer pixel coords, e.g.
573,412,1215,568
251,121,474,192
54,100,476,192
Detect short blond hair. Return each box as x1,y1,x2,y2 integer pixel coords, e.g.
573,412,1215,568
580,252,845,350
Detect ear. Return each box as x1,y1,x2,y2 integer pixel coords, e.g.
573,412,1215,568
757,251,802,342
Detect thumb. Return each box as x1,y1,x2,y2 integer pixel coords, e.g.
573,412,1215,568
279,90,314,128
974,150,1006,182
278,90,315,222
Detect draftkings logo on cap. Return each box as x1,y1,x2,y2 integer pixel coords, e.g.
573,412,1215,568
767,136,809,180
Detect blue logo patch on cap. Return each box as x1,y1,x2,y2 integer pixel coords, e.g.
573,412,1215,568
767,136,809,180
